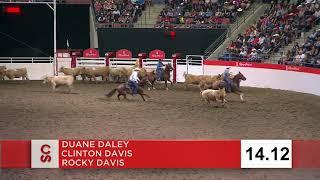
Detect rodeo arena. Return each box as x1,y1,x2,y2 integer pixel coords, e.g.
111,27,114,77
1,0,320,179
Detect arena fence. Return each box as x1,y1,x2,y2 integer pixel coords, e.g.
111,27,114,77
76,57,106,67
204,60,320,96
0,57,53,63
3,55,320,96
109,58,139,68
0,57,54,80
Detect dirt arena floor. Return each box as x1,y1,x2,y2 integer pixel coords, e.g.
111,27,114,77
1,81,320,180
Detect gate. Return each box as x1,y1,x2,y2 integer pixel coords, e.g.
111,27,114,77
176,55,204,82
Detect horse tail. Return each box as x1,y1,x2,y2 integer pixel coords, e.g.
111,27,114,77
105,88,117,97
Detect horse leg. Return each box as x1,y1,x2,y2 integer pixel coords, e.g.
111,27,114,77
140,93,150,98
140,94,146,101
240,93,245,102
165,80,168,90
168,79,173,87
123,93,128,100
152,79,156,89
233,90,245,102
117,90,127,101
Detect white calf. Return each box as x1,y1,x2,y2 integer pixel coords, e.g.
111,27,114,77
43,75,74,93
200,88,226,107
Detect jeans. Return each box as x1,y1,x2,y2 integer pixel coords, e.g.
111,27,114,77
129,80,139,95
224,77,233,92
156,69,163,80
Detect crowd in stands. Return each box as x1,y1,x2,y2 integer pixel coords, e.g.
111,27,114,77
93,0,145,25
220,0,320,68
156,0,252,28
278,27,320,68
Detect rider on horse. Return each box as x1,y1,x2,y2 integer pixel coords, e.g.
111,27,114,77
129,68,140,95
156,59,164,81
223,67,233,93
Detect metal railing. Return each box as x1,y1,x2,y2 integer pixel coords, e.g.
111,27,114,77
97,22,228,29
227,3,258,37
0,57,54,63
204,30,227,58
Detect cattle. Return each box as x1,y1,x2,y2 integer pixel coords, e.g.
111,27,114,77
184,73,222,90
43,75,74,93
200,88,226,107
198,74,223,90
109,67,128,82
0,66,6,80
5,68,29,80
59,67,82,79
80,67,109,82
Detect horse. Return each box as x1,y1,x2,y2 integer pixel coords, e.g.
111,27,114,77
157,63,174,90
211,72,247,102
105,76,151,101
141,70,157,91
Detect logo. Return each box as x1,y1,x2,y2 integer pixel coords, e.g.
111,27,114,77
40,144,51,163
286,66,300,71
83,48,99,58
117,50,130,58
150,50,165,59
86,50,97,57
238,62,253,67
31,140,59,168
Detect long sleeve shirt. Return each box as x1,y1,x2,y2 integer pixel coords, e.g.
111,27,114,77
129,71,140,82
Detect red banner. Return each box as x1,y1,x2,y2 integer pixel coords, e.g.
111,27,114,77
149,49,165,59
83,48,99,58
116,49,132,59
204,60,320,75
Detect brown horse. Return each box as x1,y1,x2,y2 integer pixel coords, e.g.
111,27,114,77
161,63,174,90
142,63,174,90
212,72,247,102
105,76,151,101
145,70,157,90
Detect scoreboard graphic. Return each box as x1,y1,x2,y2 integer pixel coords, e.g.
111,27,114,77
1,140,320,169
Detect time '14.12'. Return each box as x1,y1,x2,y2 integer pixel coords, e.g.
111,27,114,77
246,147,290,161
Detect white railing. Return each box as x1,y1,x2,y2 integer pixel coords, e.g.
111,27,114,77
0,57,54,63
76,57,106,67
109,58,138,68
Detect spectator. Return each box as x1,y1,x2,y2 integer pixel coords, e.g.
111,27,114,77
221,1,320,66
94,0,144,26
156,0,252,28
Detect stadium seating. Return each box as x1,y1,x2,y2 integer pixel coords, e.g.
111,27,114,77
278,28,320,68
220,1,320,68
156,0,252,28
93,0,144,27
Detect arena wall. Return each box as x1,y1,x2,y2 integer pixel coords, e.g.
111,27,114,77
204,60,320,96
97,28,226,57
